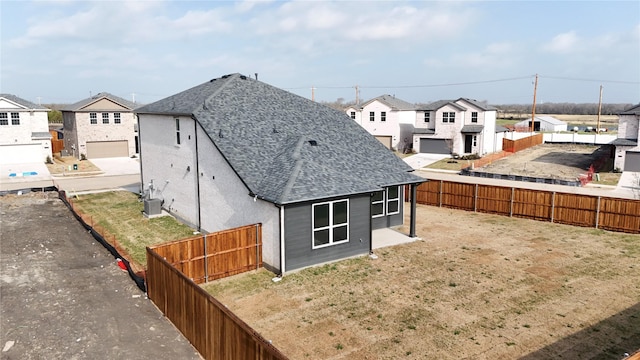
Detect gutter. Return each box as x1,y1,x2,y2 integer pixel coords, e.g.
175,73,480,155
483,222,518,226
272,205,285,282
194,117,202,231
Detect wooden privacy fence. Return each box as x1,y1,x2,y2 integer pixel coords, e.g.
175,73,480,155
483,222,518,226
51,139,64,154
503,133,543,153
150,224,263,284
146,248,288,360
409,180,640,234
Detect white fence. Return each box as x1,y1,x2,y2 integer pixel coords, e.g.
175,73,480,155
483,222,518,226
504,131,616,145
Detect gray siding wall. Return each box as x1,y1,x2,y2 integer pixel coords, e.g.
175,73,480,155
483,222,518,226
284,194,371,272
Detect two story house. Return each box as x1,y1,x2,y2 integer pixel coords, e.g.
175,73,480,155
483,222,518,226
62,92,138,159
0,94,52,165
348,96,499,156
611,103,640,172
345,95,417,151
413,98,498,156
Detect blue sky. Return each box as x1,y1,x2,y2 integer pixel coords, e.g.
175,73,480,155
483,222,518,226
1,0,639,106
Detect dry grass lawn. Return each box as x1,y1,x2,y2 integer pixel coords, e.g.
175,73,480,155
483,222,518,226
46,155,102,176
203,204,640,360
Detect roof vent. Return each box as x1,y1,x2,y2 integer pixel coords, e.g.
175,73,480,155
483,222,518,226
273,126,278,133
210,78,217,82
308,140,318,146
240,75,247,80
218,129,223,138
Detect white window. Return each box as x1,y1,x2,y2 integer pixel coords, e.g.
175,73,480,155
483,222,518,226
350,111,356,119
369,111,375,122
381,111,386,122
0,113,7,125
114,113,121,124
471,112,478,123
175,118,181,145
386,186,401,215
90,113,97,125
102,113,109,124
443,112,455,123
371,191,385,218
312,199,349,249
11,113,19,125
424,112,430,123
371,186,402,218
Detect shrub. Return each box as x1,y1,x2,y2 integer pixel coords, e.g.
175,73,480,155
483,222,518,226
80,153,87,160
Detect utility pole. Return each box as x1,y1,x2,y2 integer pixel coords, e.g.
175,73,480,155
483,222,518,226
355,85,359,105
597,85,603,133
530,74,538,133
37,97,41,105
132,93,136,104
311,86,315,102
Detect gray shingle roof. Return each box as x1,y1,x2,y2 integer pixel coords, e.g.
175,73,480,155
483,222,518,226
63,92,137,111
413,128,435,135
495,125,509,133
0,94,48,110
458,98,498,111
359,95,416,111
418,98,497,112
31,132,52,139
460,125,484,133
620,103,640,115
610,138,638,146
137,73,425,205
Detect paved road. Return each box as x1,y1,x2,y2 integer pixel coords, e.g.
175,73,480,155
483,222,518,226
0,192,201,359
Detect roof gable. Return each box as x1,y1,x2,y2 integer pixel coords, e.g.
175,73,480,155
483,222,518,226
620,103,640,115
360,95,416,111
138,74,424,204
0,94,48,111
64,92,137,112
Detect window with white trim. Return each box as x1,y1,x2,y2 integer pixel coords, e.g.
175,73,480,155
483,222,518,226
0,113,8,125
424,112,430,123
381,111,386,122
175,118,181,145
11,113,19,125
102,113,109,124
471,112,478,123
312,199,349,248
371,191,385,218
114,113,121,124
369,111,375,122
442,112,455,123
386,186,401,215
90,113,97,124
350,111,356,119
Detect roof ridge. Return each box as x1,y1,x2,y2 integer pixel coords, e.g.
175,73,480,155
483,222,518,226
203,74,241,110
276,136,307,203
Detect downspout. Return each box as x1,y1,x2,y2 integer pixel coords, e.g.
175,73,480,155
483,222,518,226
137,114,144,195
369,192,374,255
410,183,417,238
273,205,285,281
193,117,201,231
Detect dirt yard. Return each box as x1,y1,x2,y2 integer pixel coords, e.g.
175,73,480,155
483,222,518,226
203,204,640,360
477,144,610,181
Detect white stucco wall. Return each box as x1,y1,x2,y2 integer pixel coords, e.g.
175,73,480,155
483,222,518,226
618,114,639,140
139,114,281,271
359,101,401,149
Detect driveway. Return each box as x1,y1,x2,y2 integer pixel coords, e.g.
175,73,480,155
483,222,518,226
0,192,201,359
89,157,140,176
0,162,52,184
403,153,450,170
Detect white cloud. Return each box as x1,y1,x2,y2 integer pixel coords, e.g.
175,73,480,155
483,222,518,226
424,41,521,70
542,31,580,54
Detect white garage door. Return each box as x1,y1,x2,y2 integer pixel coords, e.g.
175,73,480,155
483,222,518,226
624,151,640,172
0,144,42,164
86,141,129,159
375,136,392,149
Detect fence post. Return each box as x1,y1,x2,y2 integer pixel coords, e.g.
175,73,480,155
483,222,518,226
551,192,555,223
474,184,478,212
595,196,601,229
203,234,208,283
439,180,443,207
256,224,260,270
509,187,514,217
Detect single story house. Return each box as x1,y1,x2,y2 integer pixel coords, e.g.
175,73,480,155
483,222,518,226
611,103,640,172
136,74,426,275
515,116,567,132
0,94,52,165
62,92,138,159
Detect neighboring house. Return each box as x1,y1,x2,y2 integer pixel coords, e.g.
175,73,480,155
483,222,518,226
0,94,52,165
515,115,567,132
136,73,425,275
62,92,138,159
345,95,417,151
611,103,640,172
412,98,499,156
